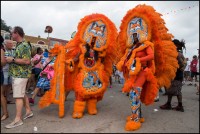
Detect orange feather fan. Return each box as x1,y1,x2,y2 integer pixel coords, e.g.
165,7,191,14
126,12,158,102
69,13,118,98
39,13,118,118
117,4,178,105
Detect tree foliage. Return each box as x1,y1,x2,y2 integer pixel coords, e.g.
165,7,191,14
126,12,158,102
1,19,12,32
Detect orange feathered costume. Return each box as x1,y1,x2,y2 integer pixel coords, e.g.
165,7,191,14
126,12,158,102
116,4,179,131
39,13,118,118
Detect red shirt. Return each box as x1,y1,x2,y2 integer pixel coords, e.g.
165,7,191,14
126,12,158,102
190,59,198,72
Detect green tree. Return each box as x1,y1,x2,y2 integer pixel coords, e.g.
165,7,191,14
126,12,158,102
1,19,12,32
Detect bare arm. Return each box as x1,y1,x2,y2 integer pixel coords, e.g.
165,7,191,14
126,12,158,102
6,56,30,65
139,46,154,62
177,52,185,69
14,58,31,65
1,49,6,66
33,56,42,65
6,43,31,65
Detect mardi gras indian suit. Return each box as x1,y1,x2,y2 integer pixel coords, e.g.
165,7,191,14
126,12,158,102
39,13,118,118
116,4,179,131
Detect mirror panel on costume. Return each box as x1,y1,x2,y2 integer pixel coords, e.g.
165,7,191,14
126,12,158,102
127,17,148,46
83,20,107,49
82,71,102,92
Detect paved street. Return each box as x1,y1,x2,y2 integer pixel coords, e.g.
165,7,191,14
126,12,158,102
1,80,199,133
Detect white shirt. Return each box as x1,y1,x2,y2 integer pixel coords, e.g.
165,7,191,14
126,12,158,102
3,49,15,72
184,60,191,72
115,70,124,79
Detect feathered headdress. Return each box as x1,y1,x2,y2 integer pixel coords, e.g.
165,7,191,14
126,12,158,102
117,4,179,105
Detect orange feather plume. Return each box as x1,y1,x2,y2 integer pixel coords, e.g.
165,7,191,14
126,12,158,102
117,4,178,105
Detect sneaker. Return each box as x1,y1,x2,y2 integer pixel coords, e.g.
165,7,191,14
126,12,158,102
5,120,23,129
172,105,184,112
159,103,172,110
23,112,33,120
29,98,34,105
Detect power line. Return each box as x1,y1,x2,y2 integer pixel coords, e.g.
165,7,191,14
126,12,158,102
163,4,199,16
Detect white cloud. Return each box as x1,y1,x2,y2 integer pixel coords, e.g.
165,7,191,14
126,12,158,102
1,1,199,59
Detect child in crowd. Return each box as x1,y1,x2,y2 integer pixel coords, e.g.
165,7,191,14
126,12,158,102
29,52,55,105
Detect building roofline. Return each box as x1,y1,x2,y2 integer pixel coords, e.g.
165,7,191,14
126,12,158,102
48,37,68,42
